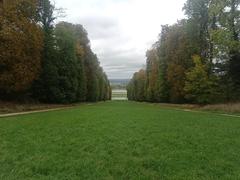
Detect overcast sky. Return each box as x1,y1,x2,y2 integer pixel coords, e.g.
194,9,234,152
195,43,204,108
55,0,186,79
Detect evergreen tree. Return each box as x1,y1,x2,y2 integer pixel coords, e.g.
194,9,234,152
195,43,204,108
31,0,58,102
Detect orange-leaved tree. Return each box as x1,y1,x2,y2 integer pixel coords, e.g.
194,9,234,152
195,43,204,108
0,0,43,97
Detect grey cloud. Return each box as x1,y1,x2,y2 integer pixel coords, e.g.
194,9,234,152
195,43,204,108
104,64,143,71
97,47,145,78
101,53,145,65
75,16,120,40
103,62,145,79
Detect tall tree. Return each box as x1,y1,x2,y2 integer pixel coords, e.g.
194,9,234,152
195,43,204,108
75,40,87,102
184,55,218,104
209,0,240,100
184,0,211,58
31,0,58,102
71,24,89,101
127,69,146,101
0,0,43,98
54,22,79,103
160,21,194,103
155,25,171,102
145,49,160,102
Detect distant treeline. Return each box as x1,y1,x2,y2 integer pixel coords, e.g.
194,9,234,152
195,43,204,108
0,0,111,103
110,79,130,90
127,0,240,104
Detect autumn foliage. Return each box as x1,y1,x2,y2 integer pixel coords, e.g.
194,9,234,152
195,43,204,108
0,0,111,102
0,0,43,95
128,0,240,104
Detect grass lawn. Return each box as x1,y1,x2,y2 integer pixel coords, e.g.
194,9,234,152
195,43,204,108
1,101,240,179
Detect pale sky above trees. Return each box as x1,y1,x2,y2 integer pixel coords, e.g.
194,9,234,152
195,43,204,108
55,0,186,79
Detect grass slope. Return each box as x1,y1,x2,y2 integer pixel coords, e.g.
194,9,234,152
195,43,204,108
0,101,240,179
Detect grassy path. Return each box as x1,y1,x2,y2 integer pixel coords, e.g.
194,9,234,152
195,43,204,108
1,101,240,179
0,107,72,118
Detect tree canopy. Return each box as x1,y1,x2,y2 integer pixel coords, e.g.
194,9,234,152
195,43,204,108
127,0,240,104
0,0,111,102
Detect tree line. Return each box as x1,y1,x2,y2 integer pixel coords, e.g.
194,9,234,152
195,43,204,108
127,0,240,104
0,0,111,103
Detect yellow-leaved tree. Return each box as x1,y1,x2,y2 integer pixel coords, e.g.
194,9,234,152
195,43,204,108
184,55,218,104
0,0,43,97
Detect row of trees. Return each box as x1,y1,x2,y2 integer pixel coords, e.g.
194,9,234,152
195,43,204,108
127,0,240,104
0,0,111,103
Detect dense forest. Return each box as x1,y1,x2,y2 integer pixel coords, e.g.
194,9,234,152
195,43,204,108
0,0,111,103
127,0,240,104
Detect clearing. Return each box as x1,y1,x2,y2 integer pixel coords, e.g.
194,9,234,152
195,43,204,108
0,101,240,179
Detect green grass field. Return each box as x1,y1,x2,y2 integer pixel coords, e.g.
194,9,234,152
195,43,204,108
1,101,240,179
